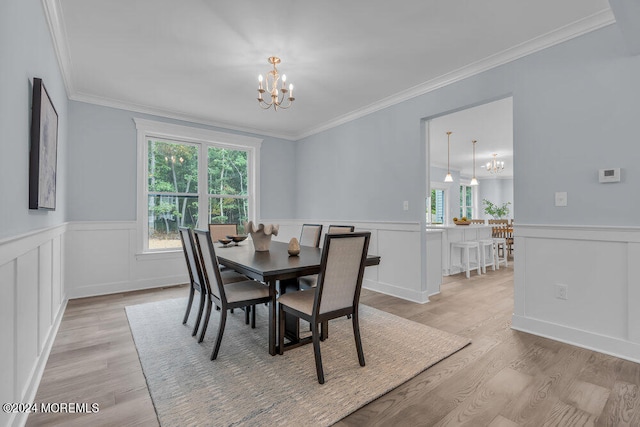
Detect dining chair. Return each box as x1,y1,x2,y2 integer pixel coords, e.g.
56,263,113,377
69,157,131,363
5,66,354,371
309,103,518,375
300,224,323,247
277,232,371,384
179,227,251,336
193,229,274,360
300,224,355,289
179,227,208,337
327,224,355,234
208,223,238,242
470,219,485,224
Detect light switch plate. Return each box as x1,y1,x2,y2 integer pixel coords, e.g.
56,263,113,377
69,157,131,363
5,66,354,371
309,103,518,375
555,192,567,207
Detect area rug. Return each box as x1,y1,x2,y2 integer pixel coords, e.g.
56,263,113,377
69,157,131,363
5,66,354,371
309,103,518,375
126,298,470,427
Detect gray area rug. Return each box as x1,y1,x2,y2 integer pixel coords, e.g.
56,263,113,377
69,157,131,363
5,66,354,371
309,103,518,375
126,297,470,427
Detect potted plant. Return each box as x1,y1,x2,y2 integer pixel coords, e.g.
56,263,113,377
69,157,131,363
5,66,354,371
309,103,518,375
482,199,511,219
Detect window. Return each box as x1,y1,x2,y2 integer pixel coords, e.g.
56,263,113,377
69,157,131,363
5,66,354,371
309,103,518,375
459,184,475,219
427,184,448,224
136,119,262,253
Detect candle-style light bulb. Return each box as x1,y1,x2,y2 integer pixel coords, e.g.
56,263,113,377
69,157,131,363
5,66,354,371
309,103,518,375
258,74,263,90
289,84,293,97
281,74,286,88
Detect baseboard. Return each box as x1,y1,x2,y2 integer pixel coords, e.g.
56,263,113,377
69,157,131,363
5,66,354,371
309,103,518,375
363,279,429,304
68,275,186,299
12,296,68,427
512,315,640,364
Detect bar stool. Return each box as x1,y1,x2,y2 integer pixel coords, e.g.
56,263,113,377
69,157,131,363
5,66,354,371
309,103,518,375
493,237,508,269
450,241,481,279
478,239,496,274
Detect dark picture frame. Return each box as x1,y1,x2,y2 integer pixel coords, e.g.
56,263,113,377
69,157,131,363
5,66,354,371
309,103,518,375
29,77,59,210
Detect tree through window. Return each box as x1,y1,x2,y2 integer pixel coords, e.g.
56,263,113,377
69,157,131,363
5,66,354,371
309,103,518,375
136,119,261,253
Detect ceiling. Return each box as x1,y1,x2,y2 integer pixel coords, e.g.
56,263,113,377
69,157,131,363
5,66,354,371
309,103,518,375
45,0,613,140
429,97,513,179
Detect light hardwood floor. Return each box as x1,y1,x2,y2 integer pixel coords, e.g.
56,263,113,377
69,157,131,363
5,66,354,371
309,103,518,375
27,265,640,426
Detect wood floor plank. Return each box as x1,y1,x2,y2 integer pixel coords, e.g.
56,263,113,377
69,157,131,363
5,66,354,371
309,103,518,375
26,267,640,426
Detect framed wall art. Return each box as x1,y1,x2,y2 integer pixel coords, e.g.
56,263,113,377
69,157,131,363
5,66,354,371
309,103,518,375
29,77,59,210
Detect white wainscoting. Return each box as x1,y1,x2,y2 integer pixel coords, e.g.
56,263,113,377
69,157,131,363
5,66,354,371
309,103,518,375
267,219,428,303
512,224,640,364
65,221,187,299
0,224,67,427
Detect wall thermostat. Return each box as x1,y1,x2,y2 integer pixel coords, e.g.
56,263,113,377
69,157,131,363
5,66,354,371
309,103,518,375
599,168,620,183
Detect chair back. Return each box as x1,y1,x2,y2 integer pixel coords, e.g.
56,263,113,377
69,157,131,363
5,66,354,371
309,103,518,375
300,224,323,247
314,232,371,315
487,219,509,224
193,229,225,303
179,227,205,292
470,219,485,224
327,225,355,234
209,223,238,242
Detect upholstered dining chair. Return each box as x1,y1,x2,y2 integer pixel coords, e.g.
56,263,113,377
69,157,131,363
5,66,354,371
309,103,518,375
278,232,371,384
193,229,274,360
300,224,323,247
327,224,355,234
299,224,355,290
208,223,238,242
179,227,208,337
179,227,250,336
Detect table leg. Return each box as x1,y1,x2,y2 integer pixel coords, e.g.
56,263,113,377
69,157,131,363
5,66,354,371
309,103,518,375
268,279,276,356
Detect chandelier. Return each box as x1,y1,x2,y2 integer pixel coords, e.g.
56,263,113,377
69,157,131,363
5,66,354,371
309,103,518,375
470,140,478,186
444,131,453,182
486,153,505,174
257,56,294,111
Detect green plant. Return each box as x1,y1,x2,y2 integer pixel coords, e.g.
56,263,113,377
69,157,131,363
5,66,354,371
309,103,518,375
482,199,511,219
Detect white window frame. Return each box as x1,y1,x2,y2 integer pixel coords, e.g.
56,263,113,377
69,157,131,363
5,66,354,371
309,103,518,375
135,118,262,255
428,182,450,225
459,181,477,219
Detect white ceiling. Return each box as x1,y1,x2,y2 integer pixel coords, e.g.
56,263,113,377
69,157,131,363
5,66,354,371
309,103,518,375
45,0,613,140
429,97,513,179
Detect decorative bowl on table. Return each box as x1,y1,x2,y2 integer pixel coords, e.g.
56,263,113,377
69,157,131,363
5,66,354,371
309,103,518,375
227,234,248,243
453,220,471,225
218,238,233,246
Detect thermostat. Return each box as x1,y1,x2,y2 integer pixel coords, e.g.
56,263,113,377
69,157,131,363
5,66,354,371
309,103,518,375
599,168,620,183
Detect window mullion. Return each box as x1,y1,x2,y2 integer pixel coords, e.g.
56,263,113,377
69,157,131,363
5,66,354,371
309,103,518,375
198,143,208,228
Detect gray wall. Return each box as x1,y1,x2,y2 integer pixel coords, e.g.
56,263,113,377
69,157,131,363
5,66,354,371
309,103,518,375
67,101,296,222
296,24,640,227
478,178,514,220
0,0,68,240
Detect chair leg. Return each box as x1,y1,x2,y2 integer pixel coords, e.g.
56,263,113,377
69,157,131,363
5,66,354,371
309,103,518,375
245,306,250,325
192,290,205,337
210,308,227,360
183,286,195,324
311,321,325,384
198,298,213,343
352,310,366,367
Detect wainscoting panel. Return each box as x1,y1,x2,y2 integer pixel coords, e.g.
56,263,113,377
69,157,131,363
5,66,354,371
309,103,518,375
512,224,640,363
65,222,187,299
0,224,67,427
0,261,16,427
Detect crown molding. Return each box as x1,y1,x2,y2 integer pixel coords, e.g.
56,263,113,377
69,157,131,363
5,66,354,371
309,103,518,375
295,9,615,140
42,0,75,96
70,92,298,140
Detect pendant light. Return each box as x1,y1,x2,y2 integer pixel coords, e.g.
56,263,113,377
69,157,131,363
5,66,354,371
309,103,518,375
470,140,479,186
444,131,453,182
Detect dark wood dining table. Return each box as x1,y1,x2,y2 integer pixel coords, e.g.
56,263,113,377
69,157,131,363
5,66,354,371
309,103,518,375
216,240,381,355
